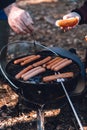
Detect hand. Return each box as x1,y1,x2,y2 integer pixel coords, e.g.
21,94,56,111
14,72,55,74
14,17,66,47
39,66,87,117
63,12,81,30
4,3,34,34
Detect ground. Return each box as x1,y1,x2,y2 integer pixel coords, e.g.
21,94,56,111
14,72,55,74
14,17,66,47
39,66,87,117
0,0,87,130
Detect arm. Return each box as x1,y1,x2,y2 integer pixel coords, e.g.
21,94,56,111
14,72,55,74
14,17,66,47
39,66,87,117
0,0,15,10
63,1,87,25
59,1,87,30
72,1,87,24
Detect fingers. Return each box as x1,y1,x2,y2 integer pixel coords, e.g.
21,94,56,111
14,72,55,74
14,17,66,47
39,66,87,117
12,12,34,34
21,12,34,33
26,12,34,24
11,24,26,34
63,14,71,20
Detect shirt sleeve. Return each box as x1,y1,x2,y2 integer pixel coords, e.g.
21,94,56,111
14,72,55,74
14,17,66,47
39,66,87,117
0,0,16,10
72,1,87,24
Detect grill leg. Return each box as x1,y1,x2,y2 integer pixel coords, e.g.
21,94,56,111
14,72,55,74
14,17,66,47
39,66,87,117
37,109,45,130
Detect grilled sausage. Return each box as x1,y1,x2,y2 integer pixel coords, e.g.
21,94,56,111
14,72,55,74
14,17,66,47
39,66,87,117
46,58,63,69
14,55,35,64
21,66,42,78
54,59,72,71
32,56,52,67
23,67,46,81
43,57,61,67
56,17,79,28
43,72,74,82
21,55,41,66
15,65,33,79
51,58,68,70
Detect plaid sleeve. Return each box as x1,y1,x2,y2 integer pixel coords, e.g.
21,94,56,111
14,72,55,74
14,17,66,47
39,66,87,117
0,0,16,10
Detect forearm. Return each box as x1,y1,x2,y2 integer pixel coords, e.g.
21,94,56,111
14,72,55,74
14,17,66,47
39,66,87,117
72,1,87,24
0,0,16,10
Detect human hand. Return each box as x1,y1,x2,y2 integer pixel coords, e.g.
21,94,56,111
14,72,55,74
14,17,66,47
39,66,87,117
4,3,34,34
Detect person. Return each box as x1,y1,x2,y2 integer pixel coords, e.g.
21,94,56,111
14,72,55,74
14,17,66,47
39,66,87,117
0,0,34,80
62,1,87,30
61,1,87,68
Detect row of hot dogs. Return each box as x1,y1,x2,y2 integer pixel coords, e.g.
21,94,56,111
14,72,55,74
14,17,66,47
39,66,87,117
14,55,74,82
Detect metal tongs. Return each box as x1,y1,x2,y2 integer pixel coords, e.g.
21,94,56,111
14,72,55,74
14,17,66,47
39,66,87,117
31,32,58,56
56,72,84,130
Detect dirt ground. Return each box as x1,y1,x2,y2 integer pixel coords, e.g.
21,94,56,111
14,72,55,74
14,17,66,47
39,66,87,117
0,0,87,130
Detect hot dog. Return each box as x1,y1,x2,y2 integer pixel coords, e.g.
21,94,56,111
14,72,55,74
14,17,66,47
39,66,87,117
21,66,42,78
21,55,41,66
14,55,35,64
46,58,63,69
51,58,68,70
15,65,33,79
43,72,74,82
54,59,72,71
23,67,46,81
43,57,61,67
85,35,87,41
56,17,79,28
32,56,52,67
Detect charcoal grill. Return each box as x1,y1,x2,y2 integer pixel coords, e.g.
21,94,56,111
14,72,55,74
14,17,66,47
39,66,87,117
0,41,86,130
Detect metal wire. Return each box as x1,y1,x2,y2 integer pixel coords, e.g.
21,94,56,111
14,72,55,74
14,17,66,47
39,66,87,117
57,72,84,130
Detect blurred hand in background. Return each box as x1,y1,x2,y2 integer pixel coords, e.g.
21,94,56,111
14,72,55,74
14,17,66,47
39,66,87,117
4,3,34,34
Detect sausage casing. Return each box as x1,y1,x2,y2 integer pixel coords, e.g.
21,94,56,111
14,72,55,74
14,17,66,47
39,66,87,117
32,56,52,67
23,67,46,81
21,66,42,78
15,65,33,79
14,55,35,64
54,60,72,71
43,57,61,67
21,55,41,66
51,58,68,70
43,72,74,82
46,58,63,69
